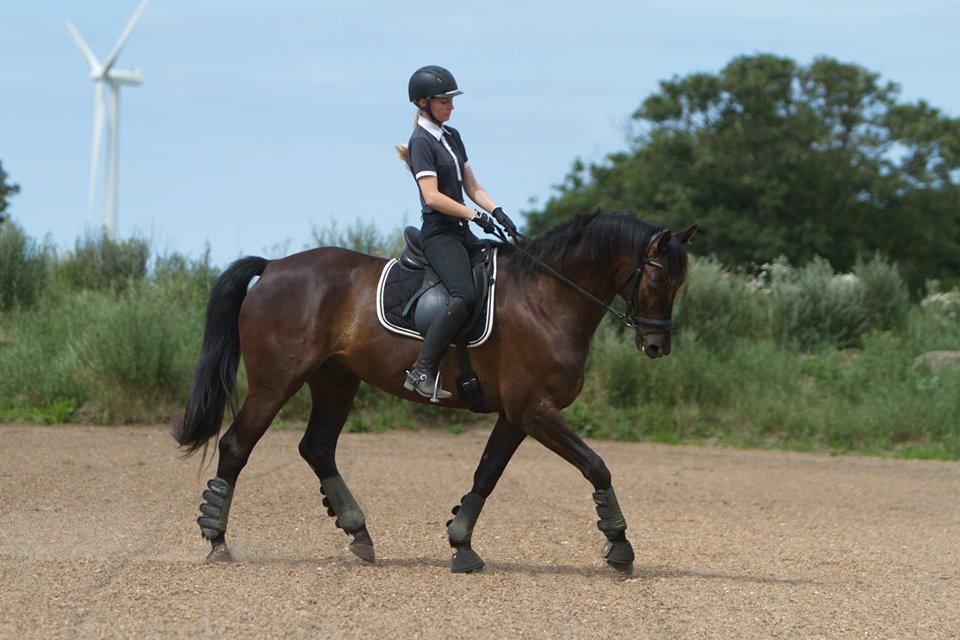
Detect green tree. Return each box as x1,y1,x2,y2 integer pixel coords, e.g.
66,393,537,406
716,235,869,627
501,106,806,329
526,54,960,291
0,160,21,223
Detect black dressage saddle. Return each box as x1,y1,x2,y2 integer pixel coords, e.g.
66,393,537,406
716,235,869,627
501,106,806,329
375,226,497,412
394,226,495,343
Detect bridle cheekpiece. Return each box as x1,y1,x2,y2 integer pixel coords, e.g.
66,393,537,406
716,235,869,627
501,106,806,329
616,229,674,336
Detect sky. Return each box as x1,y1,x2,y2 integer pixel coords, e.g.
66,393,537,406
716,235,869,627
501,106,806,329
2,0,958,267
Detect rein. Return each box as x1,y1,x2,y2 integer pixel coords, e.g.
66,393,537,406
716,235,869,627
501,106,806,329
492,226,674,334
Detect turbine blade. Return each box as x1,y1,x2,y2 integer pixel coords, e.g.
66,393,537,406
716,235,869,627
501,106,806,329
88,82,105,218
101,0,150,74
66,21,102,73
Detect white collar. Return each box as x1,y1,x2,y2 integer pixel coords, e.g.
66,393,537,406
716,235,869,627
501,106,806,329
417,115,446,141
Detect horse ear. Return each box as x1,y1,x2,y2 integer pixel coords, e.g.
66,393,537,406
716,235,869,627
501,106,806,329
675,225,698,245
648,230,672,255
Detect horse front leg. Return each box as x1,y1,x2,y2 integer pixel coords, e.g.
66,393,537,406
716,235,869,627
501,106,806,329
523,402,635,573
446,414,526,573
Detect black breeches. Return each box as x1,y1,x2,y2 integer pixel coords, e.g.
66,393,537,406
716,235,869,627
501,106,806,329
421,230,482,309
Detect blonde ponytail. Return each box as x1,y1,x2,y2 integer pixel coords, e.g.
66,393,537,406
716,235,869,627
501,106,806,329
394,109,422,167
395,143,409,166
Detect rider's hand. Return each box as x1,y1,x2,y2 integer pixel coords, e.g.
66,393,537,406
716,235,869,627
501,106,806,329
491,207,520,239
471,210,496,234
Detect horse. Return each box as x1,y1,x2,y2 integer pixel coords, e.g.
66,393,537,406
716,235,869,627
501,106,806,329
174,212,696,573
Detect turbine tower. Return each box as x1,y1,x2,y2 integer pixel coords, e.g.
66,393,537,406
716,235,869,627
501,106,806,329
67,1,149,237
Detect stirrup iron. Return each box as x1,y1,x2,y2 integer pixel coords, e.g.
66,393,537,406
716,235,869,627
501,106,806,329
430,353,448,404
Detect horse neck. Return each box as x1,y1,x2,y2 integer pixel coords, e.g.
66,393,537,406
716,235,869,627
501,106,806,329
532,249,623,341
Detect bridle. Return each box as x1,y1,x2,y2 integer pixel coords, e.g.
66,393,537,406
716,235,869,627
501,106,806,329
615,229,675,336
494,226,675,336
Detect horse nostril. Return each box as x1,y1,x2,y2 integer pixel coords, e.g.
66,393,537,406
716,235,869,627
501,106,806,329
646,344,661,357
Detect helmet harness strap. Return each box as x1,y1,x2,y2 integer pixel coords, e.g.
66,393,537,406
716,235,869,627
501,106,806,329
417,99,443,126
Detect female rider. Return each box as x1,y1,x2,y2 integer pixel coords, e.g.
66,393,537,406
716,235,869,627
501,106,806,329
396,65,519,400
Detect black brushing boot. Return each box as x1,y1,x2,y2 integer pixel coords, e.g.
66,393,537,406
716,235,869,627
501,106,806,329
593,486,635,573
447,492,486,573
404,296,470,401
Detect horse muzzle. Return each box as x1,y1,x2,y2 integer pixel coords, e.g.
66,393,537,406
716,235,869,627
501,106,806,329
637,333,671,359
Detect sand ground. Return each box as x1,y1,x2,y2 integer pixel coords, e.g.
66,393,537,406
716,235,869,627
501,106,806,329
1,424,958,639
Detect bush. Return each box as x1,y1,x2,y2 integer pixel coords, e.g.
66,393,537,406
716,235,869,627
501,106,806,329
72,280,203,421
0,299,86,408
854,254,910,332
766,256,870,350
0,279,204,422
920,284,960,323
56,231,149,292
152,248,218,309
676,256,765,349
3,221,957,459
309,218,404,258
570,321,960,458
0,220,50,310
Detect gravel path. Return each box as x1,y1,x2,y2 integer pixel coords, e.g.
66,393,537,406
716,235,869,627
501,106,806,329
1,424,958,639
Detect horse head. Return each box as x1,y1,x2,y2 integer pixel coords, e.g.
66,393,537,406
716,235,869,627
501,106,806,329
619,224,697,359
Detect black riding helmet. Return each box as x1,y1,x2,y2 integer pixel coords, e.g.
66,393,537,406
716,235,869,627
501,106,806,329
408,65,463,103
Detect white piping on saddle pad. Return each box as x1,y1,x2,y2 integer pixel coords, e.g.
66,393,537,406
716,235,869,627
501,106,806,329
375,247,498,348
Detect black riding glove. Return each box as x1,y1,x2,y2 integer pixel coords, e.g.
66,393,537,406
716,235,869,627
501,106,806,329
491,207,520,239
471,210,496,234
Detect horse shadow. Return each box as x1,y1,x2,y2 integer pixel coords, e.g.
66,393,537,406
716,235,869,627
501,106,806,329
233,553,812,585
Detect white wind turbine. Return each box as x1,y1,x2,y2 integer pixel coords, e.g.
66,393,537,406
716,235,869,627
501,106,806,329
67,1,150,237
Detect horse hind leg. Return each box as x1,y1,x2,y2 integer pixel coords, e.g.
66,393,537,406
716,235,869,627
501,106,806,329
297,365,374,563
199,383,298,561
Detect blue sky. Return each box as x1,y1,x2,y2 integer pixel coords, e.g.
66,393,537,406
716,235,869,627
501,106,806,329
2,1,958,267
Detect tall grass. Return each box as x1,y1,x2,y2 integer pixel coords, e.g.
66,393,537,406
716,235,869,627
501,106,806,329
54,231,149,293
0,279,208,423
570,314,960,458
0,221,50,311
0,224,957,459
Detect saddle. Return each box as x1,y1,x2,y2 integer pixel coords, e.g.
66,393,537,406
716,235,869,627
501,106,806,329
376,226,499,412
379,226,497,345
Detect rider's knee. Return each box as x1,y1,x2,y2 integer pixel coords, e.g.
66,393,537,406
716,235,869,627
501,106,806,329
449,293,475,318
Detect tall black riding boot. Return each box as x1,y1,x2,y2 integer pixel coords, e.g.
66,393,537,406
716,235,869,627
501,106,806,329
405,296,471,401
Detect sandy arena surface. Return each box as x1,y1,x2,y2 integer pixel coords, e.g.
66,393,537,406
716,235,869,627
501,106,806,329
1,424,958,639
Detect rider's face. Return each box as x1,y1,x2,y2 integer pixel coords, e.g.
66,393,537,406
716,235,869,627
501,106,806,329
424,97,454,122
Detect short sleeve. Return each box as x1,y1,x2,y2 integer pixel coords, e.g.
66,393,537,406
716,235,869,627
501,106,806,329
408,137,437,180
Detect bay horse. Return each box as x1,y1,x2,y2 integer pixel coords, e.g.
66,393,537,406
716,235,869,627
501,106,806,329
174,212,696,573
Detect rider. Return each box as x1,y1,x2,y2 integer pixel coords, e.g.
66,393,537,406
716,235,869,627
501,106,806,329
396,65,519,400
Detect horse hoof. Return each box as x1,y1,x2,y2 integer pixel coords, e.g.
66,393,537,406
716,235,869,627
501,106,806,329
205,543,234,563
607,560,633,575
602,540,635,566
451,548,485,573
349,542,376,564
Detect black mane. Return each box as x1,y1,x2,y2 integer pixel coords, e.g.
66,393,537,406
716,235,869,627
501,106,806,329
499,212,688,282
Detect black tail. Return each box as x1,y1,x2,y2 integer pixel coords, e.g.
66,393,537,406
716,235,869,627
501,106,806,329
173,256,269,454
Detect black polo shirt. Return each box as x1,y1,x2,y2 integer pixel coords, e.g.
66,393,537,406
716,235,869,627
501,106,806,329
407,116,471,240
